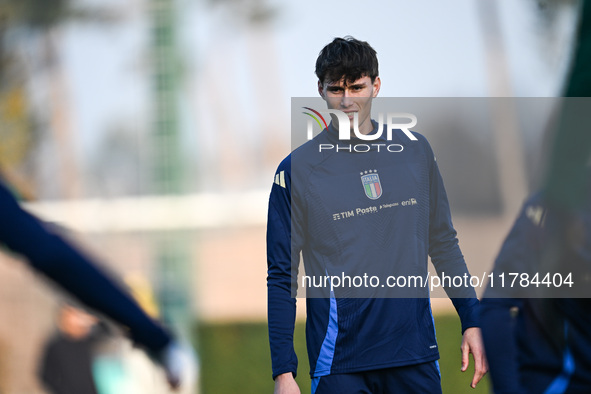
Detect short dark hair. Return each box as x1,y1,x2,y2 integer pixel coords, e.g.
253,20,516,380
315,36,379,85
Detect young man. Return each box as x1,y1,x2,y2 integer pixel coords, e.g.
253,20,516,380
0,178,190,390
267,37,487,393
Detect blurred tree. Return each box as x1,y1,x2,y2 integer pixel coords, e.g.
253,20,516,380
206,0,279,25
528,0,580,78
204,0,288,184
0,0,117,199
89,122,146,197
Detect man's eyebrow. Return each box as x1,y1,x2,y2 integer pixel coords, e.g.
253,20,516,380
348,83,367,89
326,82,366,89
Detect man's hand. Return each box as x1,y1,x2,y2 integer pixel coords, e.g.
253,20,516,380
154,340,198,391
461,327,488,388
274,372,301,394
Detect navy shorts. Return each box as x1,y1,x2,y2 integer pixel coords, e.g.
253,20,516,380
311,361,442,394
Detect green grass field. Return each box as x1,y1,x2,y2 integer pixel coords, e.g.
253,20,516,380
196,313,490,393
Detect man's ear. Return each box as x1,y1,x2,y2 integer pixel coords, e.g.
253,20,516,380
318,80,326,99
372,77,381,98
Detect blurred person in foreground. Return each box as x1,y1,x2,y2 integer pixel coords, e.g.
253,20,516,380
480,175,591,393
267,36,487,394
0,177,193,391
39,303,106,394
481,2,591,391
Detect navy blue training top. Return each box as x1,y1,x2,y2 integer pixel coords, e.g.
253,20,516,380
267,123,479,379
0,180,171,352
481,191,591,393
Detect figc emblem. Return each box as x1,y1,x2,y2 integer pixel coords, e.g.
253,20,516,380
361,170,382,200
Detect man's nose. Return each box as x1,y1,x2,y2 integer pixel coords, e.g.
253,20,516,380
340,90,353,107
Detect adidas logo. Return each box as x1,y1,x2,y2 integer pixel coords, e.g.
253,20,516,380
526,205,545,226
274,171,286,188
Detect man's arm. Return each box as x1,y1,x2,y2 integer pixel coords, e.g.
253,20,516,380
273,372,301,394
267,158,301,385
424,142,487,387
426,147,479,325
480,298,521,393
0,181,171,352
480,198,539,393
0,180,186,389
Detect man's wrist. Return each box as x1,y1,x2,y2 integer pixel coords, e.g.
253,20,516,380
462,325,479,334
275,372,296,381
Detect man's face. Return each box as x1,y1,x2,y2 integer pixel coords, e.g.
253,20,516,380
318,75,381,135
60,306,97,339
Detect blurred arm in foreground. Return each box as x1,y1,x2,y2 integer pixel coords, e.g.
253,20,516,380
0,178,193,390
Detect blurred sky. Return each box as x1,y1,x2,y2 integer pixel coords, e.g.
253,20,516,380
54,0,579,191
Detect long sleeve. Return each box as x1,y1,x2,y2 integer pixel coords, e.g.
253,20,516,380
0,181,171,352
426,147,479,332
480,298,522,393
480,197,541,393
267,156,303,379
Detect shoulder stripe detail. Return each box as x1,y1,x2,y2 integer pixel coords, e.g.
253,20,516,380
274,171,286,188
